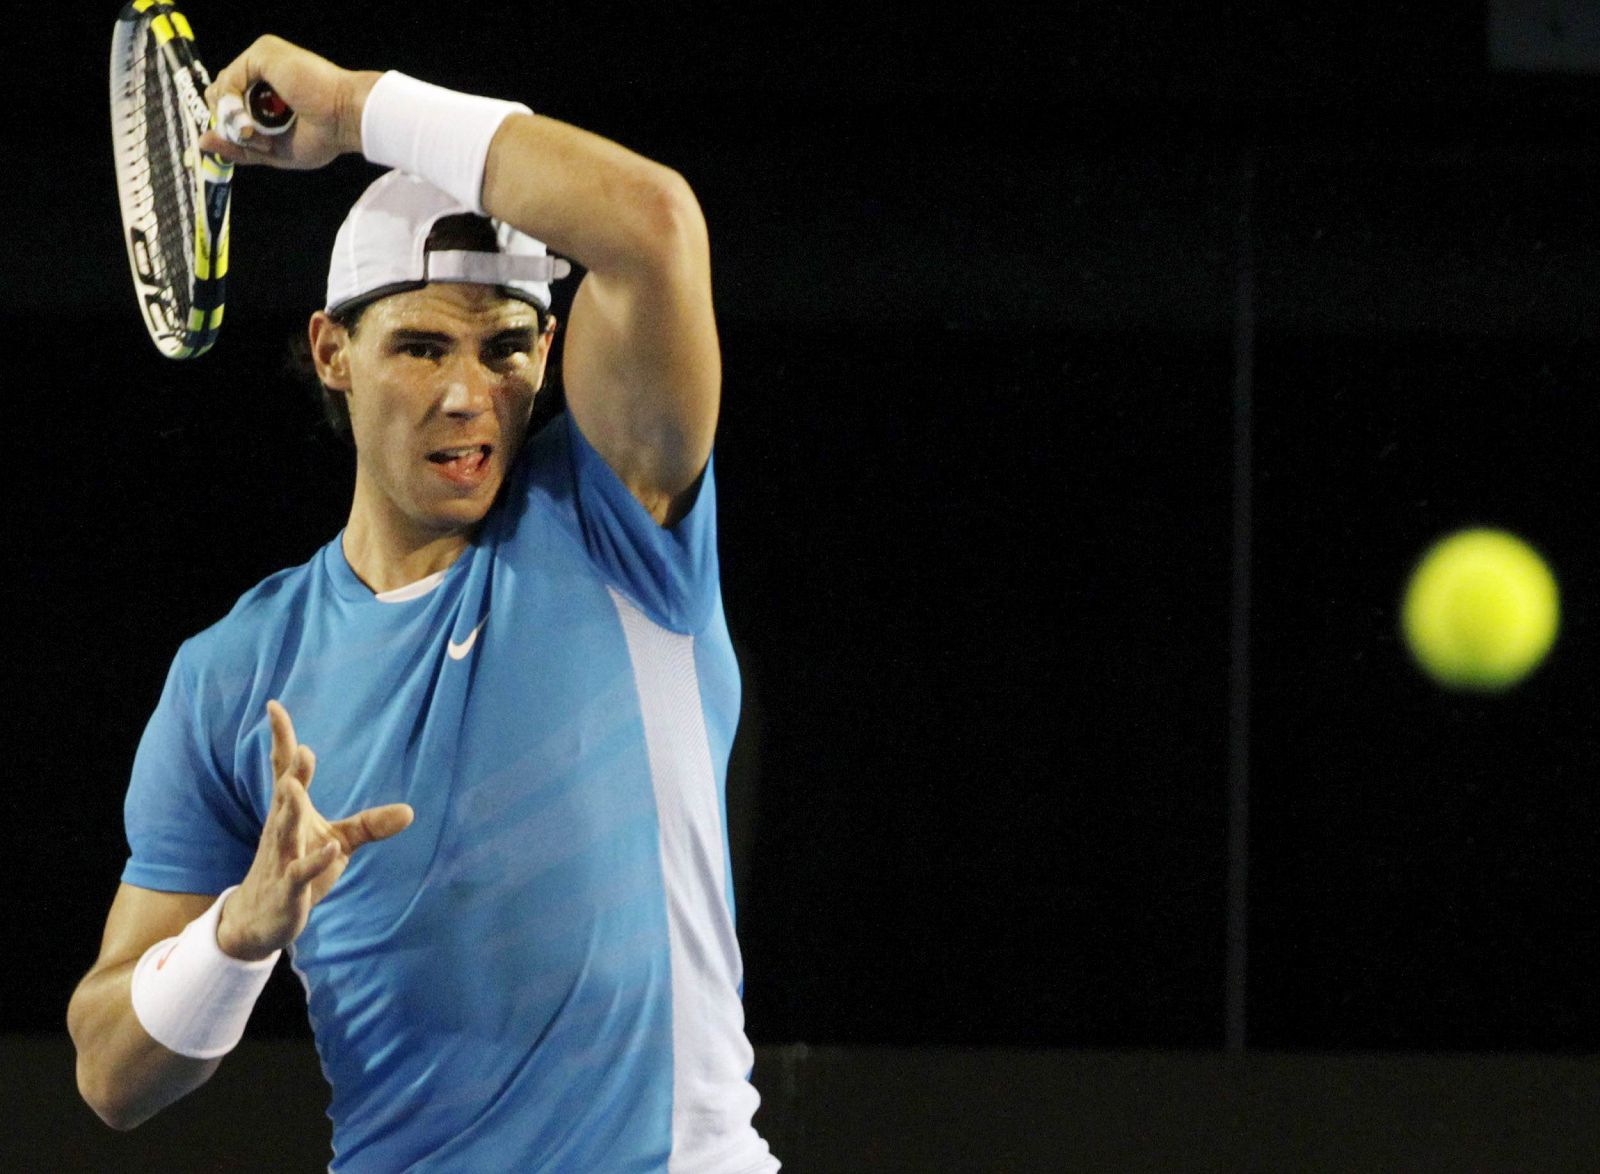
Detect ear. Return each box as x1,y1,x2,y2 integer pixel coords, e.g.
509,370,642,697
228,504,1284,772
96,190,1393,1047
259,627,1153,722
309,311,353,390
533,314,559,389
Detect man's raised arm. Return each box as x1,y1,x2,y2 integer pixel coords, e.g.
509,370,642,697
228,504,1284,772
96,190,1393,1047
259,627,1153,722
202,39,719,525
484,113,719,527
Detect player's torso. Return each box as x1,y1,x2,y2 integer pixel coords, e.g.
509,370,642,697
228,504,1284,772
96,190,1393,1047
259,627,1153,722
236,505,742,1168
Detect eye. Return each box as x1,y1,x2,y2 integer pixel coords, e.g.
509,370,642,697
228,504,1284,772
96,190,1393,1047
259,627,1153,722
400,341,444,360
486,338,530,365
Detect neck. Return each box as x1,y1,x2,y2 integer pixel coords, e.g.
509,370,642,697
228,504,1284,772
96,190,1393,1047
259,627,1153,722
342,480,472,595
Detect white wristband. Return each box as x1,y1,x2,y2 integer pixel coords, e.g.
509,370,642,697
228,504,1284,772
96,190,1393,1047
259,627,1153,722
129,886,279,1060
360,71,531,215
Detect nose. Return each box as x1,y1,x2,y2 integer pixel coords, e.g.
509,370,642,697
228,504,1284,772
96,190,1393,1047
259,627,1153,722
438,354,498,419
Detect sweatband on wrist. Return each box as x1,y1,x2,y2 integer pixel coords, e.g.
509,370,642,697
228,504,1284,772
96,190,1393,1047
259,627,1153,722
129,886,280,1060
360,71,532,215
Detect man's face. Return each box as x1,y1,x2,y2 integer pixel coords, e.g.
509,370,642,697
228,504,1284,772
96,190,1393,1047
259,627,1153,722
316,283,554,538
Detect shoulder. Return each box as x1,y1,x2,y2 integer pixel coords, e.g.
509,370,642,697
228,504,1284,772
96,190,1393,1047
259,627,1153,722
176,548,326,684
514,409,710,518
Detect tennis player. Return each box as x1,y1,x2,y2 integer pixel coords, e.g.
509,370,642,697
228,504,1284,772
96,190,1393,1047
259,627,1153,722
68,35,779,1173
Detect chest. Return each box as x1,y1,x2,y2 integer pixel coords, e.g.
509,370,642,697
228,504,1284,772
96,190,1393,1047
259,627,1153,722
239,558,738,957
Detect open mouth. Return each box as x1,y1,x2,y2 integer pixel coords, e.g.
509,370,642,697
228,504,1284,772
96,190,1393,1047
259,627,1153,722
426,444,493,483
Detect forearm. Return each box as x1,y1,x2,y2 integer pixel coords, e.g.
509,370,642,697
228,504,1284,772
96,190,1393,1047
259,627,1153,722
339,68,704,278
480,112,707,279
205,43,707,278
68,963,221,1130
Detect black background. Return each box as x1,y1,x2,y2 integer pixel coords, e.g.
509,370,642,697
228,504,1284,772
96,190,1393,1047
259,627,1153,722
6,3,1597,1053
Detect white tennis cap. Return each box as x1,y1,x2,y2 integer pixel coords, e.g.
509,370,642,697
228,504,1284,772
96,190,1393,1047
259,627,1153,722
325,170,571,314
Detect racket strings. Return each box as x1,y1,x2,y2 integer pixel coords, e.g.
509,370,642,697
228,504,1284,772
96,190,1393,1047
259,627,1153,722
112,42,159,212
140,40,197,320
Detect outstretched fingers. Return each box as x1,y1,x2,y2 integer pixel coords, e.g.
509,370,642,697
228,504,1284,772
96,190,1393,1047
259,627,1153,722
260,699,409,902
287,840,341,889
267,700,299,780
334,804,416,851
274,772,317,869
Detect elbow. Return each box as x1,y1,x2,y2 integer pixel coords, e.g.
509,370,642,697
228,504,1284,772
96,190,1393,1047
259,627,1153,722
623,165,709,273
69,1005,148,1131
96,1106,145,1134
77,1058,143,1131
67,975,216,1132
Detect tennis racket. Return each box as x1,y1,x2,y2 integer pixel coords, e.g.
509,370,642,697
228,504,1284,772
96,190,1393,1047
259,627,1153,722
110,1,292,359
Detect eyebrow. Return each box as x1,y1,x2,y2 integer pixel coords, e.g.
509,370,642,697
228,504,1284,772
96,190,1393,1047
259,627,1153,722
387,328,454,346
385,324,537,346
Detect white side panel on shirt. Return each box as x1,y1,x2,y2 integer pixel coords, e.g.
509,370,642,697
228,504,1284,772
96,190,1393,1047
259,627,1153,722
609,589,777,1174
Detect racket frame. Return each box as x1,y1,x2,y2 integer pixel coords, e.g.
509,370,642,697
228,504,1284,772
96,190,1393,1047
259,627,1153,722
111,0,234,359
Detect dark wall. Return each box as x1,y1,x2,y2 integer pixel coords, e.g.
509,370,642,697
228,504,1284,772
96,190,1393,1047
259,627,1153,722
7,1037,1598,1172
11,3,1599,1054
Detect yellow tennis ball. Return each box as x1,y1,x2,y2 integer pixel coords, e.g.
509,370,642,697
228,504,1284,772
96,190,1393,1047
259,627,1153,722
1401,528,1559,691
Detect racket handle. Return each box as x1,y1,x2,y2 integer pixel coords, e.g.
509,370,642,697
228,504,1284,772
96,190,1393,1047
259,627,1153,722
217,82,297,144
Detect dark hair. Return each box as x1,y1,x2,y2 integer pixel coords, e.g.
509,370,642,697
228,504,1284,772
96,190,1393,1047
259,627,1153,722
286,213,560,444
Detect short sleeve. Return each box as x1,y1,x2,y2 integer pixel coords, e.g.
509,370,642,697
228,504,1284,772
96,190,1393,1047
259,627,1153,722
555,412,721,634
121,647,260,894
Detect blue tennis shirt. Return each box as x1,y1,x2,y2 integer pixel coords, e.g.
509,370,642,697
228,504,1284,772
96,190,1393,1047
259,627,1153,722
122,412,778,1173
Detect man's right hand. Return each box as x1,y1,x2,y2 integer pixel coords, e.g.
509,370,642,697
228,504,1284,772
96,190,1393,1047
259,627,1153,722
216,700,414,961
198,36,380,171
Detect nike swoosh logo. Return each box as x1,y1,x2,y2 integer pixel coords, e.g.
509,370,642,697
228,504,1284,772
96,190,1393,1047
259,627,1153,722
448,616,488,661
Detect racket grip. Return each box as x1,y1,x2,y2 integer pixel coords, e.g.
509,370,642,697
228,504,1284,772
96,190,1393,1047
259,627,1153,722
217,82,297,144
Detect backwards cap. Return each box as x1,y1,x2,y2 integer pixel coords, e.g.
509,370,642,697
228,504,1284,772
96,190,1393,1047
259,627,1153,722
325,170,571,314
